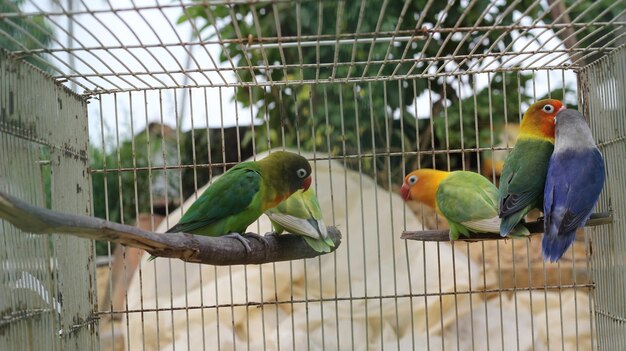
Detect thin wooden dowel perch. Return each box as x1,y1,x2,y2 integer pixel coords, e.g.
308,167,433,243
0,191,341,265
401,212,613,242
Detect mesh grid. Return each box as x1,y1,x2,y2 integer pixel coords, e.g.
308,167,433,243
0,49,96,351
1,1,625,350
581,44,626,351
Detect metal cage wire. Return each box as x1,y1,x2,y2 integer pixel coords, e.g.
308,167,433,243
0,0,625,350
0,0,623,92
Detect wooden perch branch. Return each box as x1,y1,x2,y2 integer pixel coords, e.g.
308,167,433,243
401,212,613,242
0,191,341,265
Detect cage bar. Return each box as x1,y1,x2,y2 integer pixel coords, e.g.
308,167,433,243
0,49,96,351
1,1,625,350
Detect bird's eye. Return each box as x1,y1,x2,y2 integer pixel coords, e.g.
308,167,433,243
296,168,308,178
408,175,418,185
542,104,555,114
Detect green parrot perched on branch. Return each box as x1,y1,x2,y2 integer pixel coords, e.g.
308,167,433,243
266,188,335,253
498,99,565,237
401,169,529,240
155,151,312,257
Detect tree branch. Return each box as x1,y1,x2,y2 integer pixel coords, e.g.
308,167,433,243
0,191,341,265
401,212,613,242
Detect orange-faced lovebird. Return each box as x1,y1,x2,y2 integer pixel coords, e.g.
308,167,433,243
265,187,335,253
164,151,312,252
401,169,529,240
498,99,565,237
542,109,605,262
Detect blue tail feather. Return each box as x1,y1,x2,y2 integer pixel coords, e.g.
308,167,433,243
542,230,577,262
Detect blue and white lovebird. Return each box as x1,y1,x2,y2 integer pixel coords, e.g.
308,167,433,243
542,109,605,262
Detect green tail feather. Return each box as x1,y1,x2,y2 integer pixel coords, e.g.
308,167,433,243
448,219,528,241
323,236,335,248
508,223,530,238
500,208,529,237
448,221,471,241
303,236,332,253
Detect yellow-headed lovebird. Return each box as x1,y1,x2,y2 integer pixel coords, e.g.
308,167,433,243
401,169,529,240
498,99,565,237
164,151,312,253
265,188,335,253
542,109,605,262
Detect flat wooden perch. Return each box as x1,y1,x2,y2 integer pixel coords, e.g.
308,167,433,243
401,212,613,242
0,191,341,265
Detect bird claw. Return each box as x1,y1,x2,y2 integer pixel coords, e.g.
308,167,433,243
243,232,271,249
264,231,280,239
223,233,253,253
224,232,272,254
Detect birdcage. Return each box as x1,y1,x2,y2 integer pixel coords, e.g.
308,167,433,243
0,1,625,350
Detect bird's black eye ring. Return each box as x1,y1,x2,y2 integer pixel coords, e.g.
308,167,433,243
408,175,418,185
542,104,554,114
296,168,308,178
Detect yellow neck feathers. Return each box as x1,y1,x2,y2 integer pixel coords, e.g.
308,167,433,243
518,99,563,142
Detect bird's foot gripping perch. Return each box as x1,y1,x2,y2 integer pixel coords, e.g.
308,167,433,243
263,231,280,239
224,232,271,253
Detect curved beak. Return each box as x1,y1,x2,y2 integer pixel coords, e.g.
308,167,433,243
302,176,312,191
401,183,411,201
555,105,567,124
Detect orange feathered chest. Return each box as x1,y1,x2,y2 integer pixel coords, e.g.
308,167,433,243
258,177,291,211
257,165,293,211
264,193,289,210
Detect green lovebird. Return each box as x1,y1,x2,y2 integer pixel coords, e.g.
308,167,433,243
265,187,335,253
154,151,312,257
498,99,565,237
401,169,529,240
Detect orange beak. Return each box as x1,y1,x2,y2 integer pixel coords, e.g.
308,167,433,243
302,176,312,191
401,182,411,201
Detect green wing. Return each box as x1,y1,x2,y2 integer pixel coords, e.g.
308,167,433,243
436,171,530,240
499,138,553,235
437,171,499,225
266,188,334,252
437,171,500,239
499,139,553,215
167,162,263,236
